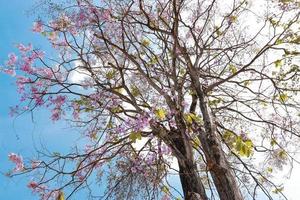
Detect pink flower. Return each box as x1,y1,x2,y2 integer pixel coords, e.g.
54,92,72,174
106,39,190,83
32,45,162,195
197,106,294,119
16,76,31,94
9,106,19,117
31,50,45,59
27,181,38,189
74,170,85,182
32,21,43,33
161,194,171,200
51,95,66,107
17,43,32,53
6,53,18,66
31,160,41,169
20,62,34,74
2,69,16,76
72,102,80,120
36,68,53,79
131,167,137,173
8,153,24,172
51,108,62,121
48,31,58,41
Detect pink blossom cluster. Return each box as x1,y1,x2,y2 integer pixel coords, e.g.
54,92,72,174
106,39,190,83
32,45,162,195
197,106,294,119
119,152,165,182
16,76,31,95
32,21,44,33
1,43,63,121
2,68,16,76
76,4,111,25
27,181,60,200
110,114,151,139
161,194,171,200
6,53,18,66
72,102,80,120
3,43,45,78
72,145,108,182
49,95,67,121
130,114,150,132
19,50,44,74
129,156,147,174
1,53,18,76
8,153,24,172
17,43,32,53
157,143,172,156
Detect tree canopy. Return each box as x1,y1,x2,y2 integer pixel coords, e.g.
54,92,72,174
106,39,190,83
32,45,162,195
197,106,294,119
2,0,300,199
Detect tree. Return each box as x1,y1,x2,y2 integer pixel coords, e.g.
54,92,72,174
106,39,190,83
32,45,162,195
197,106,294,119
2,0,300,199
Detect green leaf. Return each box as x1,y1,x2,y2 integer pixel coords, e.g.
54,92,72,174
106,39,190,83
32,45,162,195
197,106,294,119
161,186,169,194
107,121,113,129
235,137,242,152
270,139,277,146
278,150,287,159
223,130,234,142
155,108,167,120
106,69,117,80
130,85,140,97
53,152,61,156
209,99,222,106
149,56,158,65
129,131,142,143
229,15,238,23
192,137,201,148
269,18,278,26
234,137,253,157
214,26,222,36
184,113,193,124
110,106,122,113
267,167,273,173
229,64,237,74
179,68,186,76
272,186,284,194
274,60,282,68
275,39,284,45
243,80,251,86
41,31,47,36
57,191,65,200
279,93,288,103
141,39,150,47
184,113,202,125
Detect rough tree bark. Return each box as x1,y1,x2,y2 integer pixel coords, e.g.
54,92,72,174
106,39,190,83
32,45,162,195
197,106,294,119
192,71,243,200
172,129,208,200
178,159,207,200
170,0,242,198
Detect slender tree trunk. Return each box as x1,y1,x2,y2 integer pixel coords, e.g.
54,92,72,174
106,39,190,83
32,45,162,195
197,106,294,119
170,125,208,200
181,61,243,200
151,121,208,199
195,85,243,200
177,158,207,200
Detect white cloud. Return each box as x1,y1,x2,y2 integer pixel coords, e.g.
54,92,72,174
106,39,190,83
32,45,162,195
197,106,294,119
68,61,91,84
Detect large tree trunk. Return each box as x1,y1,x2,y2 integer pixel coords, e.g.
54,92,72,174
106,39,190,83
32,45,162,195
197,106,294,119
152,123,208,200
171,131,207,199
177,158,207,200
169,121,208,200
195,84,243,200
182,61,243,200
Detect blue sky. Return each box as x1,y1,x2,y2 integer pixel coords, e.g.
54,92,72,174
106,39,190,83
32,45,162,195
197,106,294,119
0,1,43,199
0,1,81,199
0,2,162,199
1,1,300,200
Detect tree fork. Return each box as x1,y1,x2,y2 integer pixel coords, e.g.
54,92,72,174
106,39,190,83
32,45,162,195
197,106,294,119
177,37,244,199
195,84,243,200
171,131,208,200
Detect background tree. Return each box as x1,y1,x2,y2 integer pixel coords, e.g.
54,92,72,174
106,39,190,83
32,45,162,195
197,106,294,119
2,0,300,199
